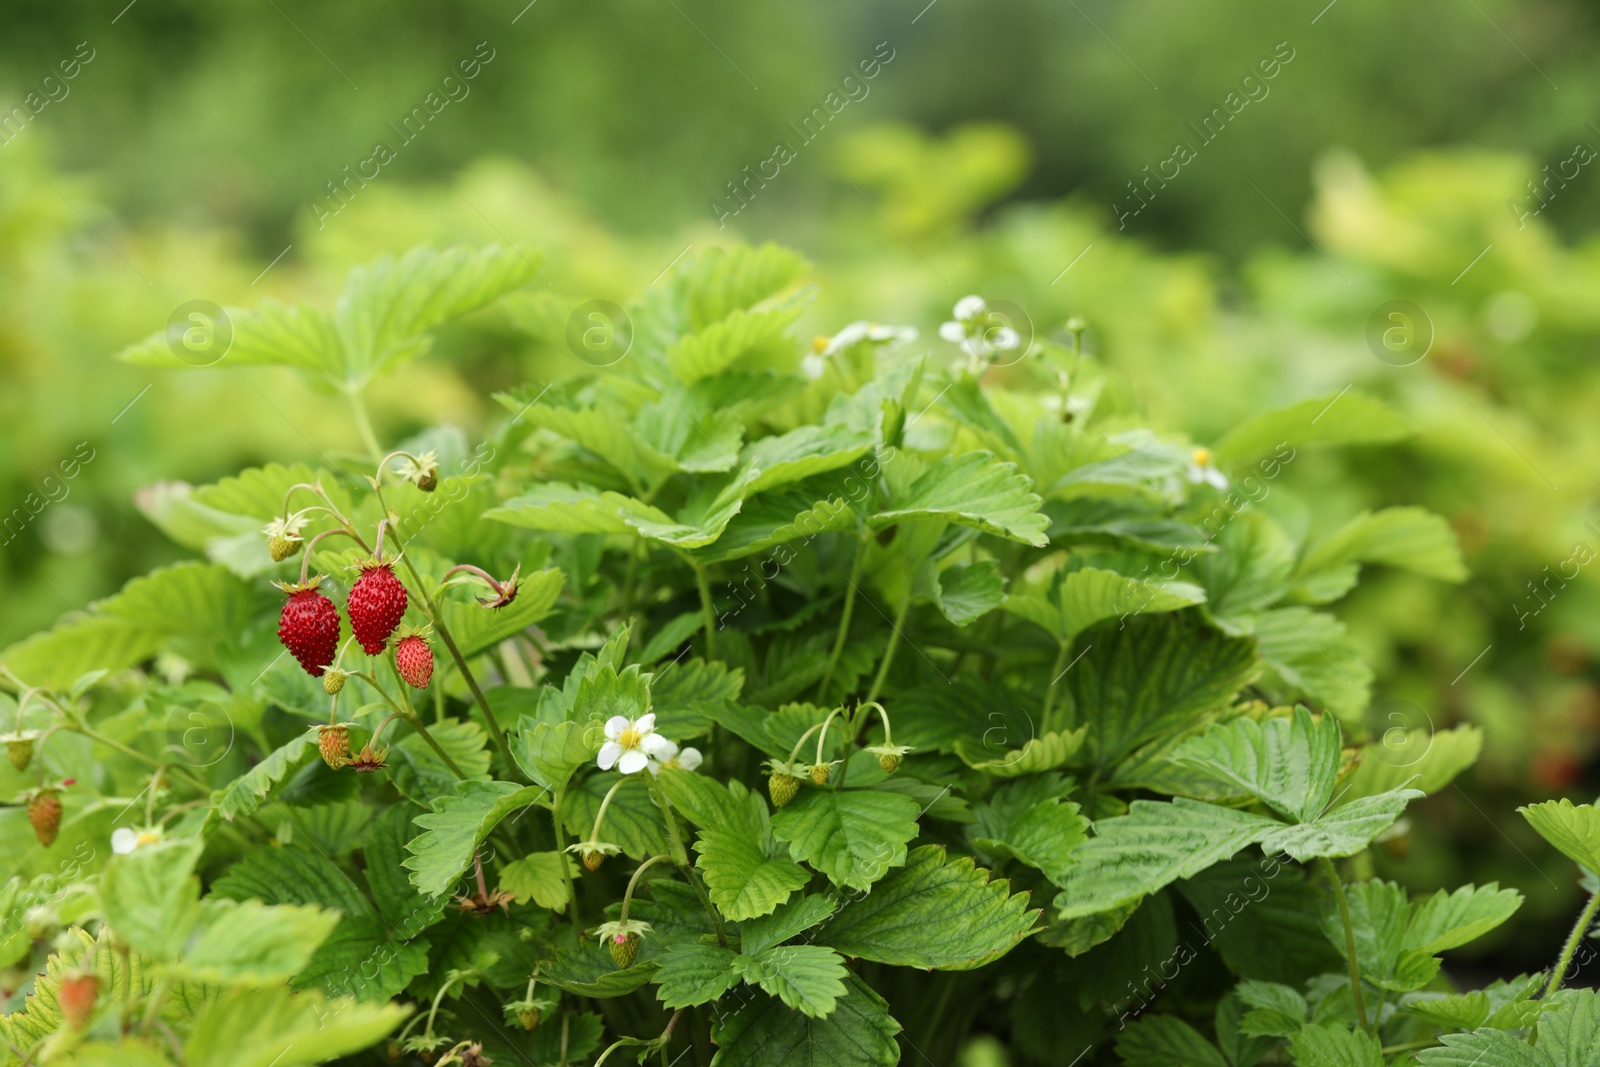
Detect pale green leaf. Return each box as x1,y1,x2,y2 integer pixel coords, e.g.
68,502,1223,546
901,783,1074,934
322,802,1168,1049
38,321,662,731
1286,1022,1384,1067
101,839,204,959
215,730,319,821
185,986,408,1067
931,560,1006,626
1211,391,1407,469
668,306,802,382
512,719,601,795
117,299,340,374
500,852,577,911
1250,606,1374,721
1297,507,1467,585
174,898,340,986
1520,799,1600,875
957,727,1087,778
1341,726,1482,800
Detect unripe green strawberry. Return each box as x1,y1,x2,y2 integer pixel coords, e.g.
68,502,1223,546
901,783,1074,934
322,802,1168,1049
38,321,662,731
323,669,348,695
318,724,351,769
609,932,640,969
28,789,61,847
58,971,98,1028
809,763,831,786
582,847,605,873
6,737,33,772
877,751,900,774
769,772,800,808
268,533,298,562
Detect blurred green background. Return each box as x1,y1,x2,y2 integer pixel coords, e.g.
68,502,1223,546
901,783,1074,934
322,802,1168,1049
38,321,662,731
3,0,1599,976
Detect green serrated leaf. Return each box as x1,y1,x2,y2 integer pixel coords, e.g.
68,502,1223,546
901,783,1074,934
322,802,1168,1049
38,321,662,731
710,974,900,1067
818,846,1039,970
654,941,741,1010
500,852,577,911
1117,1016,1230,1067
731,944,850,1018
1211,391,1407,469
512,719,601,794
740,893,840,957
184,985,408,1067
1520,799,1600,874
770,788,921,892
403,781,546,898
1172,706,1341,824
873,451,1050,546
1006,566,1207,643
696,825,810,922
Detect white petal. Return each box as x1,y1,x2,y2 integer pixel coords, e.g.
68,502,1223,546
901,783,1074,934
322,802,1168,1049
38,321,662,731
1186,466,1205,484
112,828,137,854
802,354,826,380
641,733,678,759
604,716,630,740
1206,469,1230,490
678,747,704,771
618,749,650,775
938,321,966,344
635,713,656,735
597,741,623,770
989,326,1020,350
953,295,986,320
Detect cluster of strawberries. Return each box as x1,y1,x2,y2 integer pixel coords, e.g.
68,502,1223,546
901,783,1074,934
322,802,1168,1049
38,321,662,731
275,557,434,689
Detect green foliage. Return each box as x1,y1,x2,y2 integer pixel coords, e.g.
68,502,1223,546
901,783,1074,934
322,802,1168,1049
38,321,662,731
2,240,1562,1067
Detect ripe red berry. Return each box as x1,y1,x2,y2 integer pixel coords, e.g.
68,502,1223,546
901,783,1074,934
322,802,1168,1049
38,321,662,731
348,563,407,655
276,580,341,676
28,789,61,847
395,633,434,689
58,971,98,1028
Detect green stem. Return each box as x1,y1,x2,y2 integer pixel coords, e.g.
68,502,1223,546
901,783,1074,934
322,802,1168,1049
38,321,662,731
817,536,865,701
346,387,384,463
74,726,210,793
1041,639,1069,725
619,854,672,921
646,775,728,948
398,711,470,781
1544,887,1600,997
1321,856,1372,1034
866,596,911,704
693,562,717,659
550,789,579,921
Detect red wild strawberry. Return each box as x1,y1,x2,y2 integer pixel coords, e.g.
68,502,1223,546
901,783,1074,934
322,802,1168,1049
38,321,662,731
348,561,408,655
276,578,340,676
58,971,98,1028
28,788,61,847
394,630,434,689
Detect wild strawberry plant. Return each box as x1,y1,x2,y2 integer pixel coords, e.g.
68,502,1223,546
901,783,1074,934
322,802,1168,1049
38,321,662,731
0,243,1596,1067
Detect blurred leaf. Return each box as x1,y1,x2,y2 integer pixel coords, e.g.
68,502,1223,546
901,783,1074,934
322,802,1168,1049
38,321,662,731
1211,392,1407,469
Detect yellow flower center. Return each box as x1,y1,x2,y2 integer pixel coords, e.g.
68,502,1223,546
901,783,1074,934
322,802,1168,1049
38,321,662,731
618,726,643,750
136,831,160,848
1193,447,1212,467
812,336,830,353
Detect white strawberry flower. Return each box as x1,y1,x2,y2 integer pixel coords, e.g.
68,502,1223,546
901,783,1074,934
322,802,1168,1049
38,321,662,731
952,294,986,321
648,742,704,775
1187,447,1228,490
598,713,677,775
112,826,163,854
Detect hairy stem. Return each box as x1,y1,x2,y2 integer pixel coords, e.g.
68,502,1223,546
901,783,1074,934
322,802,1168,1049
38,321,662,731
693,562,717,659
346,387,384,464
1321,856,1371,1034
866,595,911,704
816,536,865,700
550,789,580,922
1544,887,1600,998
